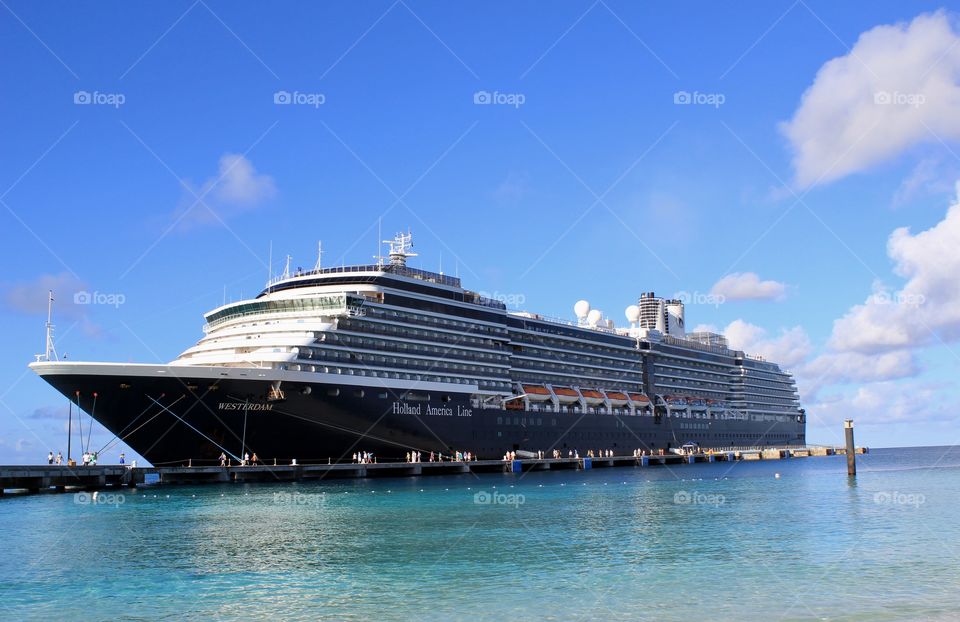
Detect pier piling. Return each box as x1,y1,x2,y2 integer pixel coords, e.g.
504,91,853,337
845,419,856,477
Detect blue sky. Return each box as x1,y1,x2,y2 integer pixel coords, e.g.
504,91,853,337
2,0,959,462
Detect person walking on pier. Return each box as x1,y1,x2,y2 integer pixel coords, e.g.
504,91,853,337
55,451,62,465
251,453,259,466
47,451,54,465
219,452,227,467
119,452,125,465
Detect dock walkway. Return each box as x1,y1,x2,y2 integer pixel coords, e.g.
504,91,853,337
0,446,867,495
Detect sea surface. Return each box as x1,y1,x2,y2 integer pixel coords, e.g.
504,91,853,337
2,446,959,621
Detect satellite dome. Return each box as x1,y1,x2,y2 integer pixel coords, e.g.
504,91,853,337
625,305,640,323
574,300,591,319
587,309,602,326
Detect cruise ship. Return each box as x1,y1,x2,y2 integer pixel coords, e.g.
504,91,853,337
30,232,805,465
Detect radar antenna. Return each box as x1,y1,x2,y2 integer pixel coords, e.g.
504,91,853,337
384,231,417,267
314,241,323,272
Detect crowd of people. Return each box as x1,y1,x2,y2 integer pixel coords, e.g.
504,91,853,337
352,451,376,464
398,450,479,463
499,448,660,460
46,450,127,465
46,446,674,469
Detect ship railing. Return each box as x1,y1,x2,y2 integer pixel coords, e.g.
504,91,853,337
660,334,735,356
507,312,621,334
204,296,360,332
266,263,463,289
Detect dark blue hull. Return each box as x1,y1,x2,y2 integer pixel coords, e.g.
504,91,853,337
42,373,805,466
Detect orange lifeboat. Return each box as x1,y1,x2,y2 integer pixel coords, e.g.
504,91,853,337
552,386,580,404
521,384,551,402
628,393,652,409
579,388,605,406
605,391,629,407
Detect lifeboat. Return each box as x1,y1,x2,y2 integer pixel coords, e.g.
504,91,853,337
521,383,552,402
579,388,605,406
551,386,580,404
627,393,652,410
604,391,629,407
665,395,688,407
689,397,707,408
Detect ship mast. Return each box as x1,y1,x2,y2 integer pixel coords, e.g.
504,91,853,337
314,241,323,271
384,231,417,267
36,290,58,362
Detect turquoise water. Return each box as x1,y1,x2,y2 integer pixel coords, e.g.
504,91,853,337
2,447,960,621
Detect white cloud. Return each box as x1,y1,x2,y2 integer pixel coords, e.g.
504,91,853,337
828,185,960,353
212,153,277,205
2,272,87,317
176,154,276,228
781,11,960,187
808,381,953,426
723,319,811,369
799,350,919,400
891,157,957,207
710,272,786,301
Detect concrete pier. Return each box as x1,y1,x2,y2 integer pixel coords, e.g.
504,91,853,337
0,445,867,496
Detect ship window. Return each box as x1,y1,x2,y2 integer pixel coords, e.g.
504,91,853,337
354,389,365,398
327,388,340,396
